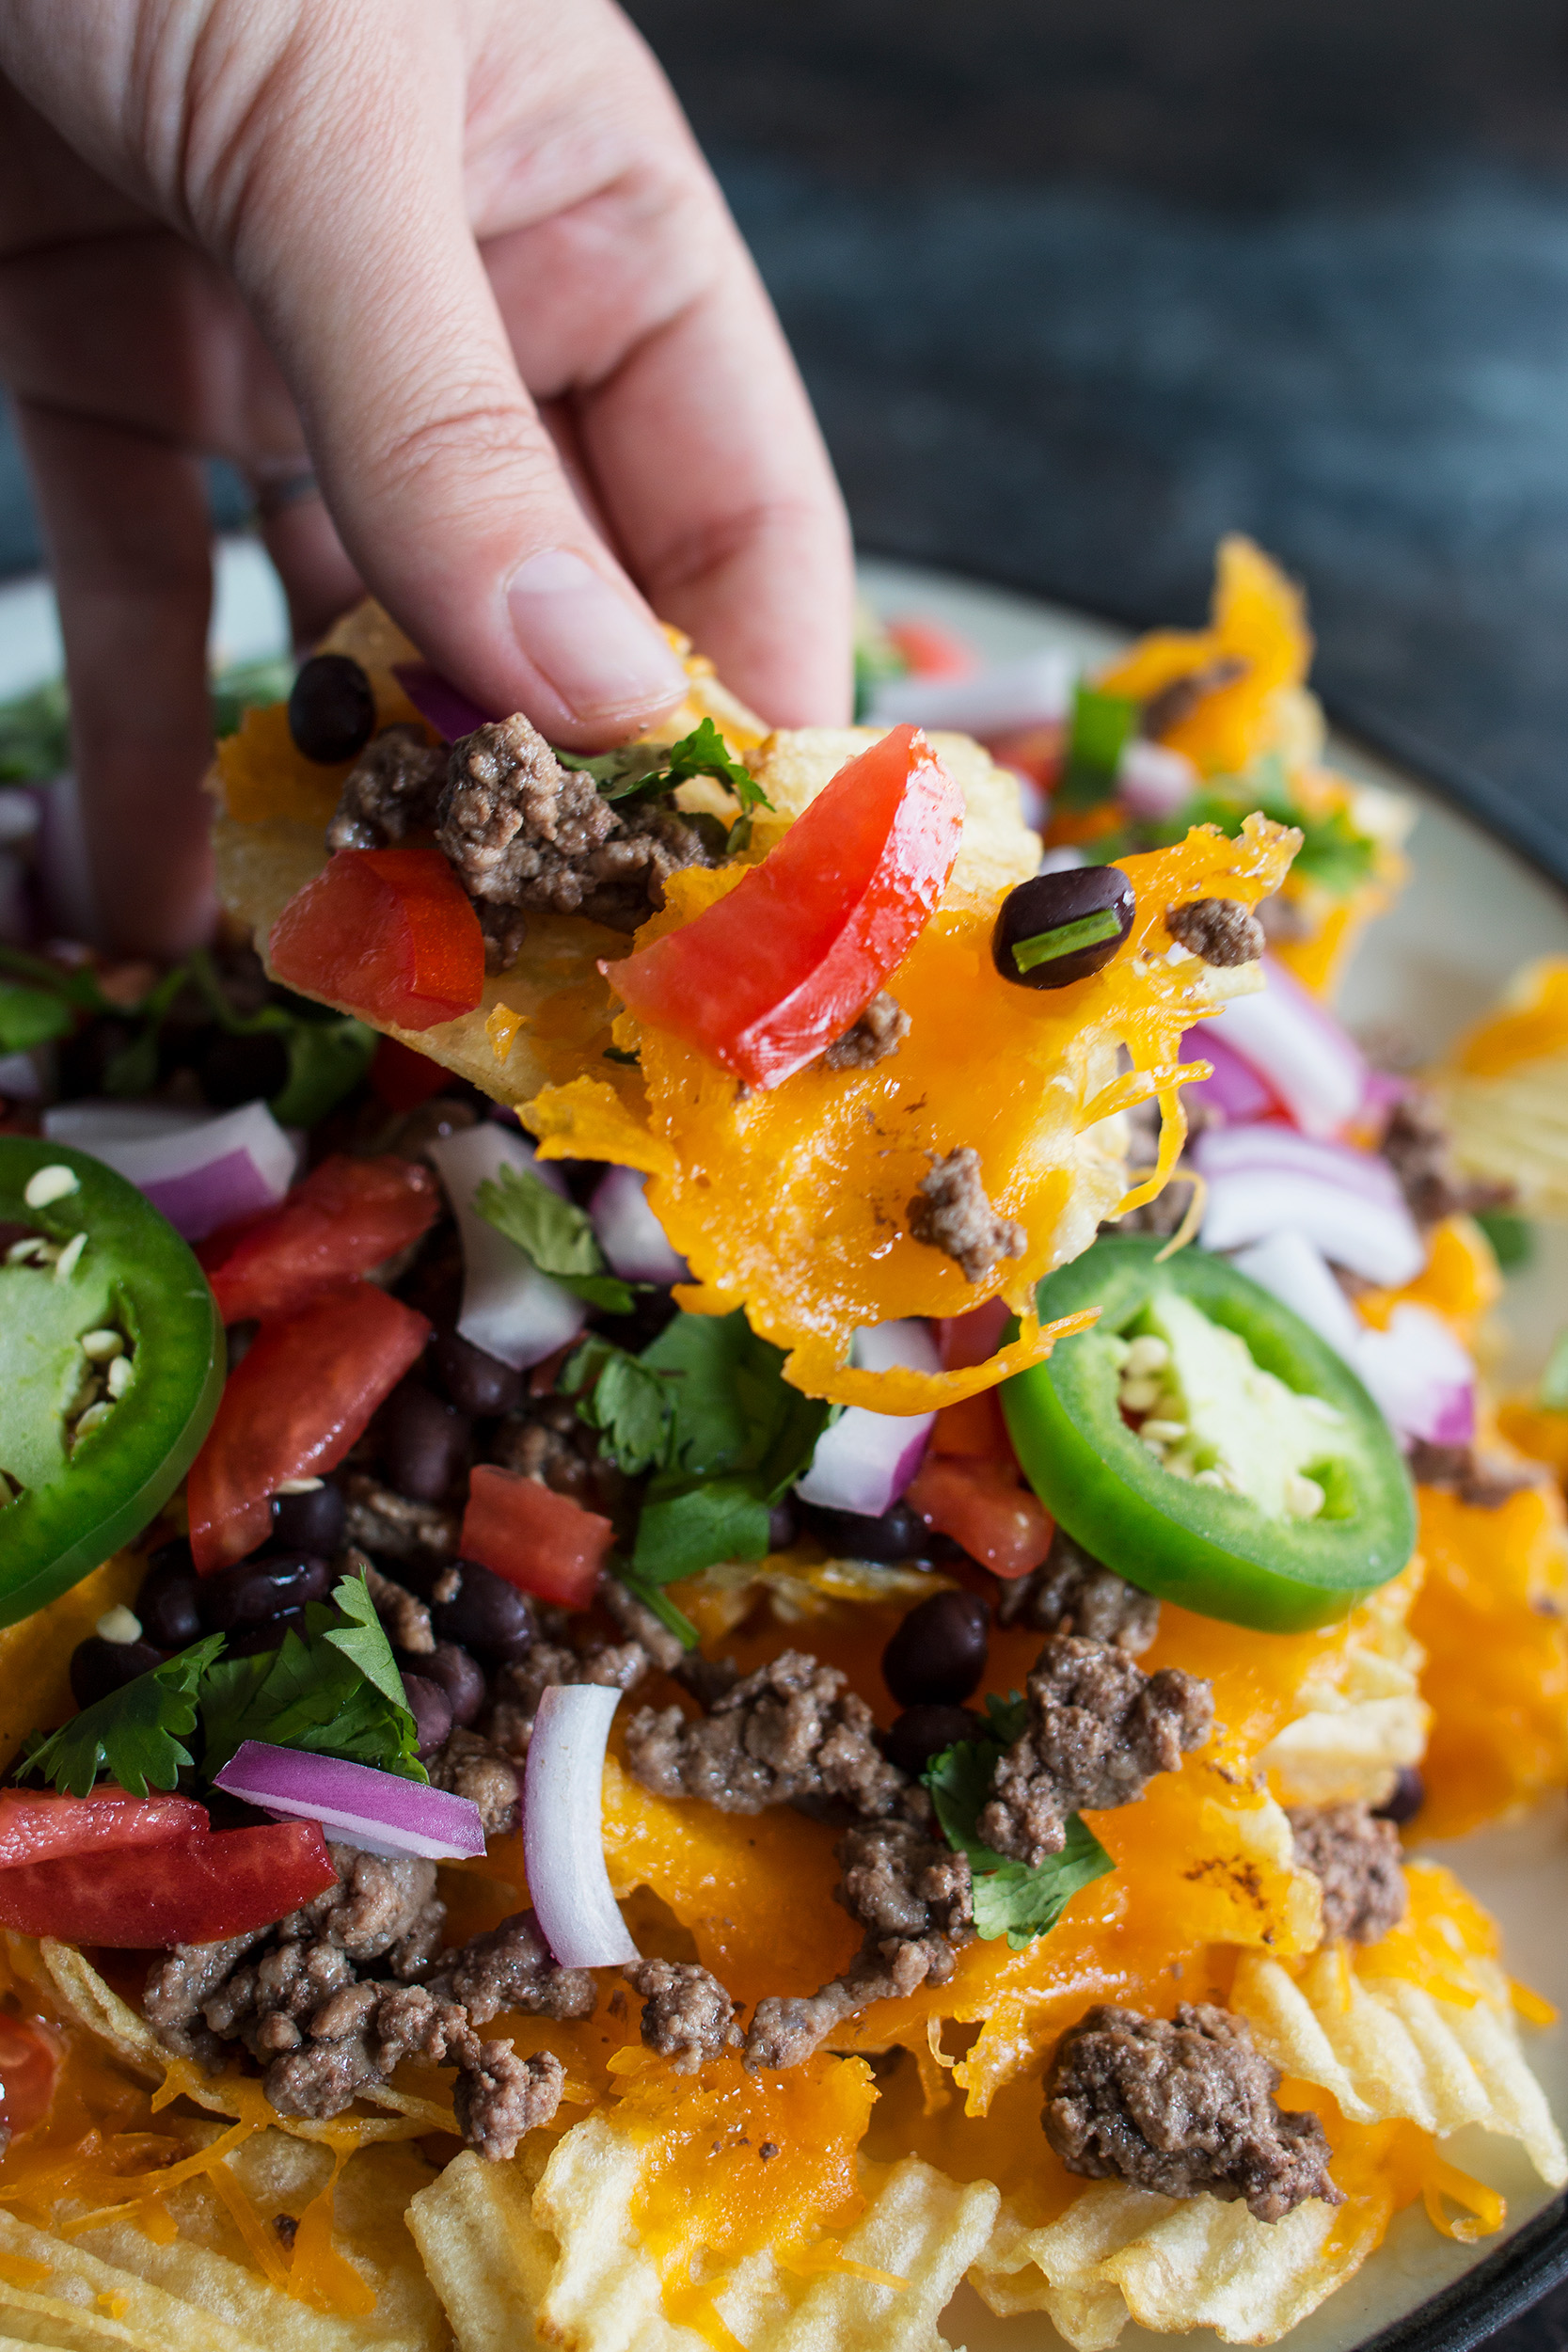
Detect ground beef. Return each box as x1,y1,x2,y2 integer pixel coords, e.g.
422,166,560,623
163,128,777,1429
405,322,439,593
1405,1438,1538,1510
1380,1089,1513,1230
996,1530,1161,1655
600,1578,688,1675
624,1650,910,1820
1256,891,1312,946
488,1398,625,1516
326,727,447,852
977,1636,1212,1867
427,1727,520,1837
485,1638,651,1758
1288,1803,1407,1946
1166,898,1265,967
423,1908,596,2025
908,1148,1026,1285
1044,2003,1341,2222
820,992,911,1073
436,715,718,943
341,1473,459,1563
1139,659,1248,740
349,1552,434,1654
625,1959,742,2073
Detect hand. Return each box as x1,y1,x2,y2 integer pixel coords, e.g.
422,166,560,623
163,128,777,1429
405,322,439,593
0,0,852,953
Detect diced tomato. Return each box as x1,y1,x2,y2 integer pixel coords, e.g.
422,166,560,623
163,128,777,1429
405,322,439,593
0,1820,336,1947
461,1465,613,1608
0,1790,209,1869
268,848,484,1032
187,1284,430,1571
610,724,964,1089
200,1154,438,1325
905,1454,1053,1580
938,1301,1012,1372
930,1388,1008,1458
372,1034,451,1112
0,2014,59,2138
884,618,975,679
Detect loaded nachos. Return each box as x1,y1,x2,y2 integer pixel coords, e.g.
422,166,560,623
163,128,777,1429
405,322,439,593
0,539,1563,2352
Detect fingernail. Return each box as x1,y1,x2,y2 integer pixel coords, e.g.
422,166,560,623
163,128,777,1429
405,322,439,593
507,549,687,722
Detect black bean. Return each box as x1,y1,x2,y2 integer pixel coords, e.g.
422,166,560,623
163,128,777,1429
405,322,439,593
798,1499,929,1565
407,1641,486,1727
432,1561,536,1660
136,1549,203,1649
1372,1766,1425,1825
401,1673,454,1761
375,1378,471,1503
287,653,375,765
430,1328,522,1419
227,1611,308,1658
882,1705,987,1779
268,1482,347,1555
992,865,1135,990
198,1551,332,1634
198,1028,291,1108
882,1589,990,1708
768,1498,798,1553
70,1636,168,1710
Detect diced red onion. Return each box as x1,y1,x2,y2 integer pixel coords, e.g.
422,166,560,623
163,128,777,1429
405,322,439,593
1117,738,1196,820
795,1319,940,1516
1194,1124,1409,1208
1190,957,1367,1139
1228,1229,1365,1357
1199,1168,1424,1287
213,1740,485,1860
588,1165,687,1284
427,1123,586,1371
43,1098,296,1240
867,649,1073,737
523,1685,640,1968
391,662,492,743
1178,1030,1278,1125
1355,1306,1476,1450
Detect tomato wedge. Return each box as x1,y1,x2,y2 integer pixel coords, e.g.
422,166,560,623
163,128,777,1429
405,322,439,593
461,1465,613,1608
610,723,965,1089
269,847,484,1032
0,1789,208,1868
0,1820,336,1945
905,1453,1053,1580
188,1283,431,1571
199,1154,438,1325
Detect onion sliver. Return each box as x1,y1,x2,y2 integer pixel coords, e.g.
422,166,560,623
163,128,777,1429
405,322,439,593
213,1740,485,1860
1178,1030,1277,1125
427,1123,586,1371
588,1164,687,1284
796,1318,940,1516
524,1686,640,1968
1196,1126,1424,1287
1356,1305,1477,1450
391,661,491,743
1195,1124,1408,1208
1190,956,1366,1138
867,648,1072,737
1229,1229,1365,1357
44,1098,296,1241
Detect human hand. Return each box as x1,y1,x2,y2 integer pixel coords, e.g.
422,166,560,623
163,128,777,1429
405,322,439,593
0,0,852,953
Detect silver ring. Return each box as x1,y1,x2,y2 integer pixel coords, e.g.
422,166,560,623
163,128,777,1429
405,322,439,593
253,466,321,522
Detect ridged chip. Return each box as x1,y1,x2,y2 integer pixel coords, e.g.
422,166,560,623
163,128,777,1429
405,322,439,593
1258,1571,1430,1806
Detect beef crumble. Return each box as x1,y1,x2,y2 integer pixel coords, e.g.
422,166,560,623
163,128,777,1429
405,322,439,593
624,1650,910,1820
996,1530,1161,1655
1045,2003,1340,2222
1139,659,1248,740
1165,898,1265,968
625,1959,742,2073
325,727,447,851
351,1551,435,1654
977,1635,1212,1867
1288,1803,1407,1946
488,1397,626,1517
341,1473,459,1564
1381,1089,1512,1230
908,1148,1026,1285
426,1726,520,1836
487,1637,651,1758
1405,1438,1538,1511
422,1908,595,2026
820,992,911,1073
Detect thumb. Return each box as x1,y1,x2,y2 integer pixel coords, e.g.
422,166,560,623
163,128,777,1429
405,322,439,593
211,11,688,743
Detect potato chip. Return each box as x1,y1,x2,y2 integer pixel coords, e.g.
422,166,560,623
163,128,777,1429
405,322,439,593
0,2209,261,2352
1430,957,1568,1216
1257,1568,1429,1807
406,2147,554,2352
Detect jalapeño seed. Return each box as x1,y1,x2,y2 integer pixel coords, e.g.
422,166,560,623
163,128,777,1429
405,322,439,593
993,865,1135,990
287,653,376,765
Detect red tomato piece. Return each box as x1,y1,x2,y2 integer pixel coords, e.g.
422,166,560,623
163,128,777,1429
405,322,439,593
268,848,484,1032
884,617,976,679
461,1465,613,1608
187,1284,431,1571
0,2014,60,2138
610,724,964,1089
905,1454,1053,1580
929,1388,1008,1459
0,1820,336,1946
200,1155,439,1325
0,1789,208,1869
372,1034,452,1112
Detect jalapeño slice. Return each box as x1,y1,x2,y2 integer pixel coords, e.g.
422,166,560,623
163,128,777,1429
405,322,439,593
0,1139,222,1623
1002,1234,1416,1633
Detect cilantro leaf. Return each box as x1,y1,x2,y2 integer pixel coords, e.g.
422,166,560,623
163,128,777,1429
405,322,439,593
563,1335,678,1474
633,1473,772,1583
558,719,770,822
22,1635,227,1798
660,719,770,815
924,1704,1114,1951
323,1570,413,1708
199,1578,424,1782
472,1160,637,1314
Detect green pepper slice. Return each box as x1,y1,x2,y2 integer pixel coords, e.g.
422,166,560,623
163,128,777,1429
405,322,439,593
0,1139,223,1624
1002,1234,1417,1633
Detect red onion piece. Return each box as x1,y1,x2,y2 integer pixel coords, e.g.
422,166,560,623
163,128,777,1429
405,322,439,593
1178,1029,1279,1124
1195,1124,1408,1208
427,1123,586,1371
43,1098,296,1240
1116,738,1196,820
523,1685,640,1968
867,649,1072,737
1356,1306,1476,1450
795,1319,940,1516
1199,1164,1424,1287
1190,956,1367,1139
391,662,492,744
1228,1229,1366,1357
212,1740,485,1860
588,1164,687,1284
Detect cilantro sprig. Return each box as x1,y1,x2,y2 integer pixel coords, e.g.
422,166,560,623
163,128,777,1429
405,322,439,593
473,1161,639,1314
22,1635,227,1798
924,1694,1114,1949
558,718,770,849
562,1334,680,1474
